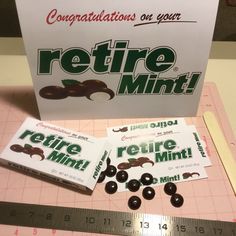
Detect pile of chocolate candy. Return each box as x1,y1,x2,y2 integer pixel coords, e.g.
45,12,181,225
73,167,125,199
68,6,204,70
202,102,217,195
39,79,114,101
10,144,45,161
98,158,184,210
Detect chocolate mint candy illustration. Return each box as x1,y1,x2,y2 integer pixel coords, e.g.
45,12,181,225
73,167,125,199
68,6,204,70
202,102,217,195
117,162,131,170
10,144,23,152
128,158,140,167
22,144,33,154
182,172,200,179
137,157,149,162
140,159,154,168
66,84,86,97
63,80,87,97
112,127,128,132
86,87,114,101
164,182,177,195
82,80,114,101
82,79,107,89
30,147,45,161
39,86,68,99
142,186,155,200
116,170,128,183
105,181,118,194
170,193,184,207
128,196,141,210
140,173,153,185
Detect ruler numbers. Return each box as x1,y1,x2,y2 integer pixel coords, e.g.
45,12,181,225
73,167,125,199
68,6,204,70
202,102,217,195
1,202,236,236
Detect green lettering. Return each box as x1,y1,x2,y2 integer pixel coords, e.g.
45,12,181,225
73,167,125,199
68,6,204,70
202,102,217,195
145,47,175,73
118,74,148,94
127,145,139,156
30,133,45,143
61,48,90,74
155,151,168,162
47,150,65,162
117,146,127,158
19,130,34,140
66,144,81,155
92,41,111,73
38,49,60,74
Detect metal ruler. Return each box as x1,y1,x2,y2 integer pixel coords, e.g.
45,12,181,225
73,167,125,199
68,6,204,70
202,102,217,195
0,201,236,235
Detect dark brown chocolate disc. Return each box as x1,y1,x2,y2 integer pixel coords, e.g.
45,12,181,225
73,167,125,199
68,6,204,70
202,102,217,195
170,193,184,207
82,79,107,89
32,147,44,154
137,157,149,162
22,146,34,155
65,84,87,97
142,186,155,200
39,86,68,99
10,144,23,152
129,159,140,167
128,196,141,210
117,162,131,170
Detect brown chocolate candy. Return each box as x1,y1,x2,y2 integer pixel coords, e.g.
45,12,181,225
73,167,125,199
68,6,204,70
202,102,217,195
10,144,23,152
32,147,44,154
39,86,68,99
65,83,87,97
129,159,141,167
117,162,131,170
22,146,34,155
112,127,128,132
137,157,150,162
82,79,107,89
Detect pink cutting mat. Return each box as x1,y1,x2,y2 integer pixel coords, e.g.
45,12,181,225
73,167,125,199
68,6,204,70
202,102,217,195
0,82,236,236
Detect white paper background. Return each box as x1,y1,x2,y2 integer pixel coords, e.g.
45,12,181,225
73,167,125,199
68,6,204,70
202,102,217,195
15,0,219,119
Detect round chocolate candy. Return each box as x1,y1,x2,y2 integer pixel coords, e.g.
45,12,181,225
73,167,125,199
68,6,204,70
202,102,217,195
82,79,107,89
31,147,44,154
170,193,184,207
142,186,155,200
106,157,111,166
128,196,141,210
129,159,140,167
105,181,118,194
65,84,87,97
10,144,23,153
127,179,140,192
97,171,106,183
117,162,131,170
105,165,117,177
164,182,177,195
137,157,149,162
86,87,115,101
39,86,68,99
140,173,153,185
22,146,33,155
116,170,128,183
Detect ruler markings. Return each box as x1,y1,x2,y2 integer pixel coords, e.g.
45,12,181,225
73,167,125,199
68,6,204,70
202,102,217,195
0,201,236,235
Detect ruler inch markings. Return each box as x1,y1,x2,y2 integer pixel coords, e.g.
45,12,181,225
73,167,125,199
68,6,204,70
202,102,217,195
1,201,236,235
